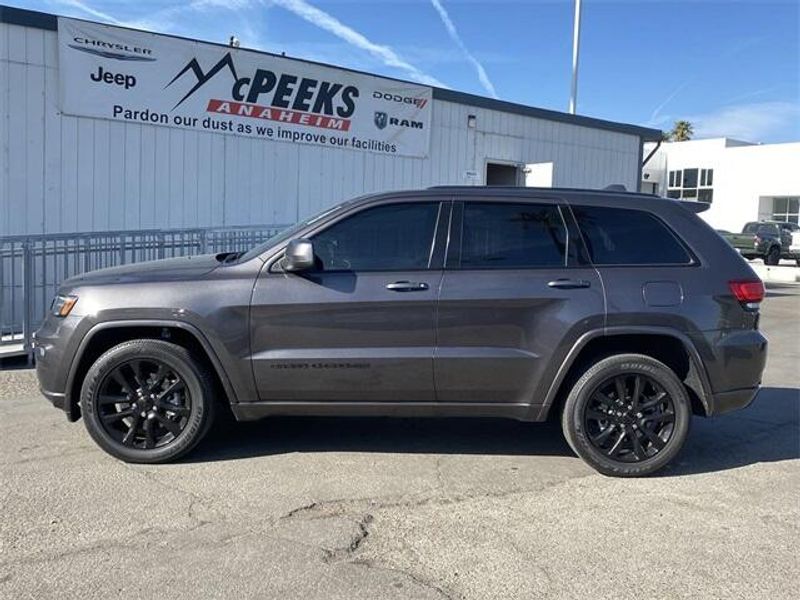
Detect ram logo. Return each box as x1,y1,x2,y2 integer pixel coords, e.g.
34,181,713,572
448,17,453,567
374,111,388,130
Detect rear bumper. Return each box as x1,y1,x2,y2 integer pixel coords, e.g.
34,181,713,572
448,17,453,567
709,386,760,416
690,328,767,417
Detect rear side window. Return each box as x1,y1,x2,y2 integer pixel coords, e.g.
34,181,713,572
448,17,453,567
572,205,692,265
460,202,567,268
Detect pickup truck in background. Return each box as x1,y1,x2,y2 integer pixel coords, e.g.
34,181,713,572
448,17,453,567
722,221,800,266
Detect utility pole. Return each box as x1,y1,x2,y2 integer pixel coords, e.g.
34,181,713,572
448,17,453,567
568,0,582,114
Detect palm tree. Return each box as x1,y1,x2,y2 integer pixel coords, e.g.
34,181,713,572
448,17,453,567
670,120,694,142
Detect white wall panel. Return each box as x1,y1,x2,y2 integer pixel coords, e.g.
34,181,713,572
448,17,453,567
1,22,644,236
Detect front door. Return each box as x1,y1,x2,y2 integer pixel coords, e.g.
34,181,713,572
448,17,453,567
435,199,604,407
250,201,447,403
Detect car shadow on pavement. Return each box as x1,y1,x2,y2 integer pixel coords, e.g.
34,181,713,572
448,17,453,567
190,415,574,462
186,387,799,476
666,386,800,476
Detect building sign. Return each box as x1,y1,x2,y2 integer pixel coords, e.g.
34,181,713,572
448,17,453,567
57,18,433,157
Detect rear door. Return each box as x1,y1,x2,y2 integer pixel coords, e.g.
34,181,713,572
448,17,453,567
434,198,604,408
250,200,448,403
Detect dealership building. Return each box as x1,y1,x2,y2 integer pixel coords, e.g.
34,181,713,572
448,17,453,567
641,138,800,232
0,6,662,238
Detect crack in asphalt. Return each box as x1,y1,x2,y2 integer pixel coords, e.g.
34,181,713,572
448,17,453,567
350,558,456,600
321,514,374,563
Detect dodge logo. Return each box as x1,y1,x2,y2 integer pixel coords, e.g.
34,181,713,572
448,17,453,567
374,111,387,130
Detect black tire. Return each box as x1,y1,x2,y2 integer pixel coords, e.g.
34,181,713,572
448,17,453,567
765,246,781,265
80,339,216,463
562,354,691,477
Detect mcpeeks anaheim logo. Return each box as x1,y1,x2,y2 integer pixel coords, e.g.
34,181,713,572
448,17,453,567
166,52,360,131
69,36,155,61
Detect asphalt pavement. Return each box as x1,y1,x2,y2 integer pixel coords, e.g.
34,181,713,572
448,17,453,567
1,286,798,599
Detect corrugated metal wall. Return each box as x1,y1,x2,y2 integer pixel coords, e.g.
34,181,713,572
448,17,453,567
1,22,641,237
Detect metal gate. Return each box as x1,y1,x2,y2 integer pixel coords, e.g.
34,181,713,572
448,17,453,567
1,225,286,360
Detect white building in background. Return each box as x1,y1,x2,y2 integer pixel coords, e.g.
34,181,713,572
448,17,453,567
642,138,800,232
0,6,661,237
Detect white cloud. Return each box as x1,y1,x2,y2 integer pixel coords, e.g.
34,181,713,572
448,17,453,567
429,0,497,98
689,101,800,143
56,0,446,87
56,0,125,25
269,0,446,87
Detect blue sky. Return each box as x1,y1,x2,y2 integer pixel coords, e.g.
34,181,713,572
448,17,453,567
13,0,800,142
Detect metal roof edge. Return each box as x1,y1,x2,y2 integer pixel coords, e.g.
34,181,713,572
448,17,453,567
2,5,662,142
0,5,57,30
432,88,662,141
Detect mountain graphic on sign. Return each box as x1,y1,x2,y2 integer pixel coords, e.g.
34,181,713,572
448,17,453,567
166,52,239,110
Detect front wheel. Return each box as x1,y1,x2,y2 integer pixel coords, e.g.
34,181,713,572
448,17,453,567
80,339,216,463
562,354,691,477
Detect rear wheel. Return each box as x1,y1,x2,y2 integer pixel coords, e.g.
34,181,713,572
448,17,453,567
562,354,691,477
80,339,215,463
765,246,781,265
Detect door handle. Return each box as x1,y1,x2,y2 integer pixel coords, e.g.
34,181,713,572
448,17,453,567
386,281,429,292
547,278,591,289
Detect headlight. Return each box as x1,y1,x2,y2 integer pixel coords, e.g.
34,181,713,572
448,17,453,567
51,294,78,317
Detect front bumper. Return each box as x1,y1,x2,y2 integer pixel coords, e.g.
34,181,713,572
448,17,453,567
33,313,85,420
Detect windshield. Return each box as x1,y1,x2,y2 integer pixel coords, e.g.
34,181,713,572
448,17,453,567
238,201,351,262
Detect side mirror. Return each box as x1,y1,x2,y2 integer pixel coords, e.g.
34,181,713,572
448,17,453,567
283,238,315,272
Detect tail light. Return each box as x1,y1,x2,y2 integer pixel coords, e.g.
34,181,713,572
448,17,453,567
753,235,760,248
729,280,764,309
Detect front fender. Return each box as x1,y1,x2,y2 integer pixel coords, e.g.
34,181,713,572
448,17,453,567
63,318,246,421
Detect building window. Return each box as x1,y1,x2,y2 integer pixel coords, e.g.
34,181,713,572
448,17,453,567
667,167,713,202
772,197,800,224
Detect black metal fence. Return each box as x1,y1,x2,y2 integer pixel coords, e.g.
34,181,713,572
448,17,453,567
0,225,286,359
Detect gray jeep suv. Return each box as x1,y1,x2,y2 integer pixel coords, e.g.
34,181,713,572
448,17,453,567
34,187,768,476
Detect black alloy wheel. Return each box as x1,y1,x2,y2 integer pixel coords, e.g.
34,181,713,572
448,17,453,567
583,374,675,462
561,353,691,477
96,358,192,449
80,339,215,463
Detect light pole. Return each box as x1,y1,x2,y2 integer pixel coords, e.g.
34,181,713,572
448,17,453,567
568,0,582,115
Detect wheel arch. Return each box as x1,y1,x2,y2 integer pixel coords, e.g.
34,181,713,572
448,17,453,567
538,326,712,421
65,320,237,422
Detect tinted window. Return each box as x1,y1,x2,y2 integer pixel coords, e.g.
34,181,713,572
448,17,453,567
682,168,698,188
573,206,692,265
460,203,567,268
757,224,778,236
743,222,759,234
312,202,439,271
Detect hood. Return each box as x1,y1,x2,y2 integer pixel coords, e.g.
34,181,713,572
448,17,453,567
64,254,222,287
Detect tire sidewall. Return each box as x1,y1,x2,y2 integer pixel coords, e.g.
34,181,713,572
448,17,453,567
563,354,691,477
81,340,212,463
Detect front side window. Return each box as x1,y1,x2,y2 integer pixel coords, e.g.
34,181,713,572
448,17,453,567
459,202,567,268
572,205,692,265
311,202,439,271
